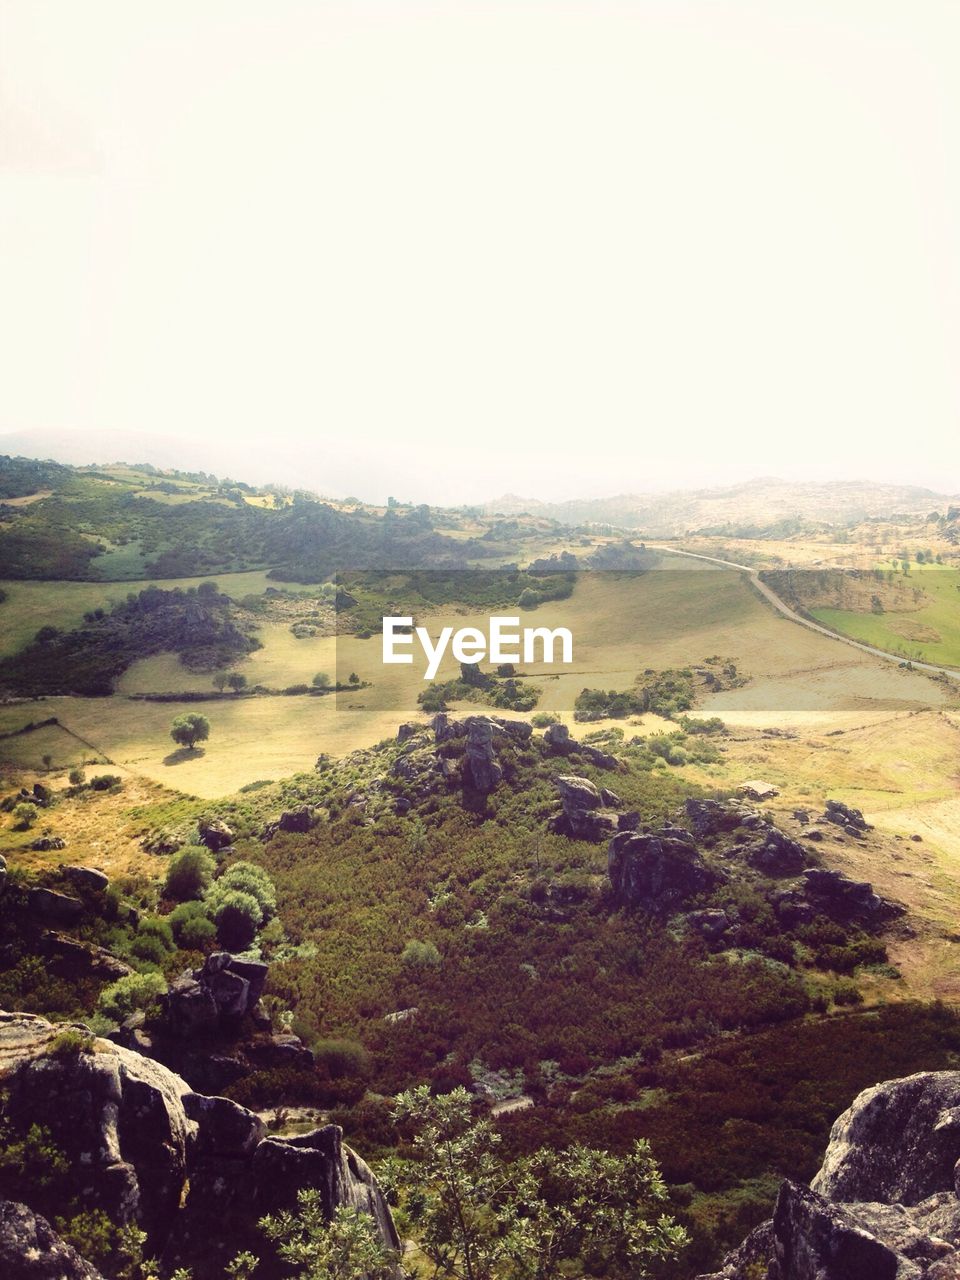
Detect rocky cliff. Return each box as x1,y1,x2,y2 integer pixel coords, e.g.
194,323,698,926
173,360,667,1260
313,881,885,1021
700,1070,960,1279
0,1011,399,1279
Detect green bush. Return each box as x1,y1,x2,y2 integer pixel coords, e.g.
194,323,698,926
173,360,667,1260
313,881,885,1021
169,900,217,949
212,889,263,951
164,847,215,901
46,1028,97,1058
97,972,166,1024
137,916,174,950
210,861,277,920
401,939,441,969
11,802,37,830
129,934,169,966
313,1037,372,1080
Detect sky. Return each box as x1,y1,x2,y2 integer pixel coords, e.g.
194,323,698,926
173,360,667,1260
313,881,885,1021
1,1,958,504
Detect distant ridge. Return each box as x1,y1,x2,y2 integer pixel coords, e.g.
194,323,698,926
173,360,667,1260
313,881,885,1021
483,478,959,535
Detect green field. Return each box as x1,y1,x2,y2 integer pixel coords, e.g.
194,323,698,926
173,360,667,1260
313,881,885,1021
2,569,954,797
0,569,276,658
811,565,960,668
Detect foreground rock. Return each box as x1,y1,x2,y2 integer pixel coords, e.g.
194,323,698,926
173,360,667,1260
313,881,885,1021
0,1201,105,1280
699,1070,960,1279
0,1011,399,1279
550,775,620,840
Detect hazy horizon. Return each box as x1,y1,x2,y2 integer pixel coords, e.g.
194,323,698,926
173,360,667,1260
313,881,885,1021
2,2,959,504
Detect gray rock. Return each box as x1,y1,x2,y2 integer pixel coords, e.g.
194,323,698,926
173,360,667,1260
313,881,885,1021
599,787,622,808
61,865,108,892
543,722,573,753
183,1093,266,1158
608,829,721,912
26,886,84,923
823,799,871,832
812,1071,960,1206
198,818,234,851
685,797,756,840
276,805,319,834
802,868,903,925
28,836,66,852
0,1200,105,1279
464,717,503,793
770,1181,911,1280
746,829,809,876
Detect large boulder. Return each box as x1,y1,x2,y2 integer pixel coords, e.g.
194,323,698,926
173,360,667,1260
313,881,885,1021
746,828,809,876
698,1071,960,1280
685,797,760,840
802,868,904,926
550,776,619,841
463,717,503,794
812,1072,960,1207
198,817,234,852
0,1201,105,1280
60,866,108,892
25,887,84,924
162,952,268,1037
0,1012,400,1280
608,829,721,911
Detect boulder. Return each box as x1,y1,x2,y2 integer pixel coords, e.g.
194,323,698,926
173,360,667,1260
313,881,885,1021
28,836,66,852
550,776,620,841
685,908,731,941
463,717,503,794
276,805,319,834
600,787,622,808
198,818,234,852
802,868,903,925
697,1071,960,1280
823,800,871,833
26,887,84,924
432,712,467,743
746,829,809,876
543,722,574,754
39,931,132,982
608,829,721,912
0,1012,399,1280
685,798,756,840
812,1072,960,1207
61,865,108,892
0,1201,105,1280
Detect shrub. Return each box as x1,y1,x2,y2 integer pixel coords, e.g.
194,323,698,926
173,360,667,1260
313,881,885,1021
67,767,86,786
129,934,168,965
89,775,122,791
313,1037,372,1080
137,916,174,950
531,712,560,728
169,900,217,949
211,861,277,920
401,939,441,969
212,889,263,951
97,972,166,1023
164,847,215,901
46,1028,96,1058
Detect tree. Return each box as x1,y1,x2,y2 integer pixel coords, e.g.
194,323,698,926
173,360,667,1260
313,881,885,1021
348,672,360,686
213,672,229,692
258,1193,397,1280
11,802,37,830
312,672,332,689
388,1086,686,1280
212,889,263,950
170,713,211,752
227,673,248,693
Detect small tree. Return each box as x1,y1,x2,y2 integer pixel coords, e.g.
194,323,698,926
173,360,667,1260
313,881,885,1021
170,713,211,752
213,672,229,693
389,1086,687,1280
11,802,37,830
227,673,248,693
259,1193,397,1280
68,767,86,787
348,672,360,686
212,889,263,950
312,672,332,689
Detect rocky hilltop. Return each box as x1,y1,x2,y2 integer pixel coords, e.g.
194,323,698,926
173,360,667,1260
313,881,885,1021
0,1011,399,1279
700,1070,960,1279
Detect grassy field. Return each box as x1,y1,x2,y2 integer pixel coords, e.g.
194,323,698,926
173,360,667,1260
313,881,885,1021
2,568,956,797
811,565,960,668
0,569,276,657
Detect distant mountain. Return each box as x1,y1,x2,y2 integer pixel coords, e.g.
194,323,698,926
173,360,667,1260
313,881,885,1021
483,478,959,535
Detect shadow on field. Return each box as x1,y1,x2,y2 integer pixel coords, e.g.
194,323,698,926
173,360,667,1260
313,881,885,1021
163,746,206,766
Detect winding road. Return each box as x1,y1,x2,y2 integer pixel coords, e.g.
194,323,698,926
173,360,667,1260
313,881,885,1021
648,544,960,685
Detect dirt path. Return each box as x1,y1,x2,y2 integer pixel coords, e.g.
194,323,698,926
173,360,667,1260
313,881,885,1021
649,544,960,684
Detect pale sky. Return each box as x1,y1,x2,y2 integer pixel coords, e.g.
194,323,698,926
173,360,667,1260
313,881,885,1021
1,1,958,503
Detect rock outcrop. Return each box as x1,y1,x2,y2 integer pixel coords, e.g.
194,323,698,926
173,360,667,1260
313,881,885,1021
0,1201,105,1280
0,1011,399,1279
542,722,619,769
823,799,872,837
802,867,903,926
699,1070,960,1280
463,717,503,793
608,828,721,912
550,776,620,841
